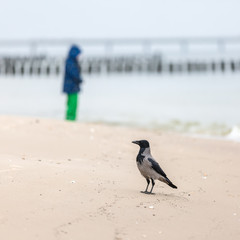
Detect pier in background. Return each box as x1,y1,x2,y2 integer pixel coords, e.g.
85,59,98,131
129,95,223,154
0,37,240,76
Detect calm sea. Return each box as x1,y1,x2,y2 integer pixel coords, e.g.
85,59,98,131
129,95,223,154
0,74,240,140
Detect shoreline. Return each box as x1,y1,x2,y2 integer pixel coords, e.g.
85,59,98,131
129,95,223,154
2,114,240,146
0,114,240,138
4,114,239,142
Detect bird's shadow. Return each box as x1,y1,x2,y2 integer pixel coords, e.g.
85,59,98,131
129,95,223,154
140,191,189,201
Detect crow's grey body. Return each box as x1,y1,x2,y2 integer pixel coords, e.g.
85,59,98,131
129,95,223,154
132,140,177,194
137,148,167,182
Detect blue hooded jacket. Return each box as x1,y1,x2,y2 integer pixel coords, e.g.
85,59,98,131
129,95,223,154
63,45,82,94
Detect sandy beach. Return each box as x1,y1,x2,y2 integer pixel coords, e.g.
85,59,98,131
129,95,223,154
0,116,240,240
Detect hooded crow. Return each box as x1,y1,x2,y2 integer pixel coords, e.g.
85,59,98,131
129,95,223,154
132,140,177,194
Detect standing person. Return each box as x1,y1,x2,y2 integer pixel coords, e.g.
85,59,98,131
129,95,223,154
63,45,83,121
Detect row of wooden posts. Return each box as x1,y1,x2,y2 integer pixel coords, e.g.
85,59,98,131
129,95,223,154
0,56,240,76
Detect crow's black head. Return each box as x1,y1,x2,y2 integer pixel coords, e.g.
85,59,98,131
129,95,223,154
132,140,150,148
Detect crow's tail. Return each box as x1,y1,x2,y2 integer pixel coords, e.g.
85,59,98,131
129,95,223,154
166,178,177,189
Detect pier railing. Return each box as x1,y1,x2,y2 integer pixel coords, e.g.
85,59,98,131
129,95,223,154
0,37,240,76
0,55,240,76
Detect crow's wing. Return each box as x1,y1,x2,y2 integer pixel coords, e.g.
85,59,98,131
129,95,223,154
148,157,167,178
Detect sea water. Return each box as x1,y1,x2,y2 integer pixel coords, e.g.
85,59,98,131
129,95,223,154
0,74,240,140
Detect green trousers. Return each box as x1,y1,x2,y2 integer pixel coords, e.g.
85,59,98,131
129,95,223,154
66,93,78,121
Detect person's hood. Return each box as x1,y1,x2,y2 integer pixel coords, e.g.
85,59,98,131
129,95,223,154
68,45,82,59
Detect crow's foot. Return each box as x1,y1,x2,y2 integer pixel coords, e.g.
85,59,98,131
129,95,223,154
140,191,155,195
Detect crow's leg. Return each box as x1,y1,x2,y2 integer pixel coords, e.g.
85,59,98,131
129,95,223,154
141,178,150,193
149,178,155,194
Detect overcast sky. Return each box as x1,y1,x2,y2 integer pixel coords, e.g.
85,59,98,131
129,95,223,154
0,0,240,40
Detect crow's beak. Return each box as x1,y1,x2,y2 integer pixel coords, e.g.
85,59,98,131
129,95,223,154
132,140,139,145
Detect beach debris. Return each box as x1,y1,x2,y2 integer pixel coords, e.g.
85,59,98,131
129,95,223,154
149,206,154,209
90,128,95,133
71,180,76,184
202,173,208,179
227,126,240,141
